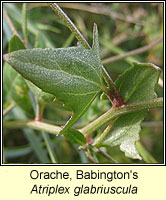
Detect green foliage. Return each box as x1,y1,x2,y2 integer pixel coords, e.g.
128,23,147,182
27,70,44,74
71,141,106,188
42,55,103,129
3,3,163,164
3,63,32,115
9,35,25,52
115,62,160,103
4,25,104,137
103,63,161,159
6,35,87,146
65,129,86,146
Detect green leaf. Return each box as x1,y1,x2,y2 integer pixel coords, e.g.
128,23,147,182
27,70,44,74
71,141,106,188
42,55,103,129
103,62,161,159
29,32,58,105
9,35,25,52
9,36,55,109
3,35,33,116
65,129,87,146
4,25,104,138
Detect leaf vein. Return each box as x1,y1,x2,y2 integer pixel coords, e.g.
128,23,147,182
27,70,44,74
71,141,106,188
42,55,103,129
63,91,98,96
73,56,102,83
55,69,101,88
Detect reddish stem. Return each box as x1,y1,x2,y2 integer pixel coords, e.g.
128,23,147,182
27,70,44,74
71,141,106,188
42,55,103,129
108,91,127,108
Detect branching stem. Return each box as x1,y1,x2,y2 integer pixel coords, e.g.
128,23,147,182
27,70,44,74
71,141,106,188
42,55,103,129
35,97,45,121
80,97,163,136
93,120,115,147
48,2,125,107
95,147,118,163
4,98,163,136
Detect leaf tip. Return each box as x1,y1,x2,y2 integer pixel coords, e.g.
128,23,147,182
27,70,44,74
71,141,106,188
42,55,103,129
92,23,99,50
147,63,161,71
136,154,142,160
132,62,161,71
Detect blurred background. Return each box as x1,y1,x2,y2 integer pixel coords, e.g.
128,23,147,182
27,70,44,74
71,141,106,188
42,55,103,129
3,2,163,164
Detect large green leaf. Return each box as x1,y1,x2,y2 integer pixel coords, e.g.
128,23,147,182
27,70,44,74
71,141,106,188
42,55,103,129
103,62,161,159
8,35,56,109
4,25,104,137
6,35,86,146
3,35,33,116
27,32,58,104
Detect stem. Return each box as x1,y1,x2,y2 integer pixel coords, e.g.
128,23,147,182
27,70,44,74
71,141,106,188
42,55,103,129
3,120,61,135
80,97,163,136
3,101,16,117
136,141,158,163
35,97,45,121
4,98,163,136
22,3,28,45
85,149,99,164
85,152,97,164
41,131,57,163
95,147,118,163
93,120,115,147
48,3,91,49
102,67,126,107
3,8,21,38
102,37,163,64
48,3,124,107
